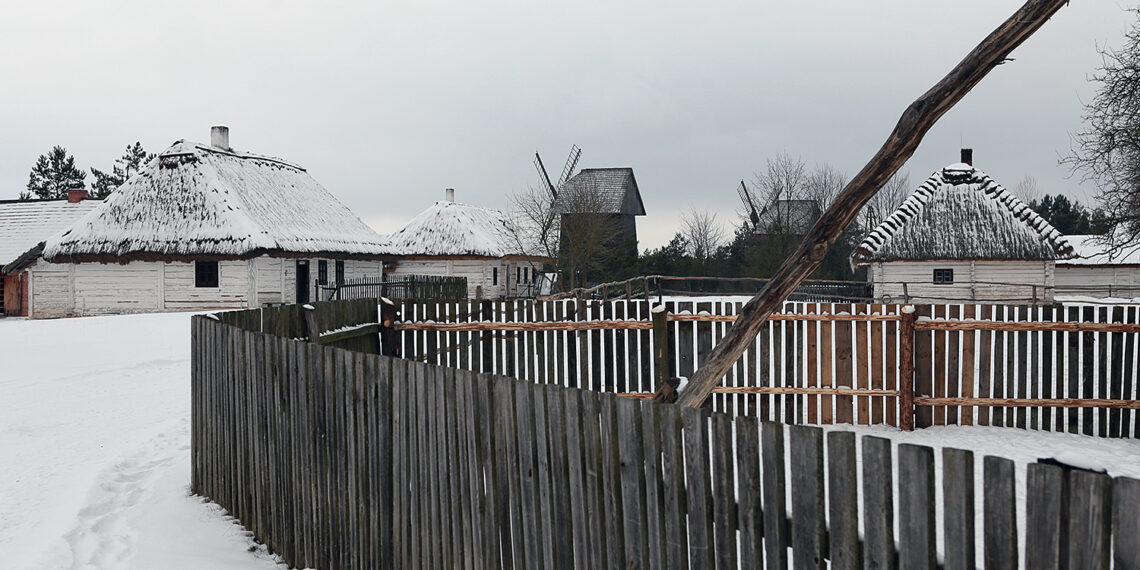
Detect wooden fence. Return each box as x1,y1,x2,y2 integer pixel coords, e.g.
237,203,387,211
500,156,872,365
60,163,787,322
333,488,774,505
192,310,1140,569
392,299,1140,438
318,274,468,302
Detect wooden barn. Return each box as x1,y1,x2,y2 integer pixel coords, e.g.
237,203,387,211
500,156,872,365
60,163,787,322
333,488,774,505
387,190,552,299
552,167,646,261
28,127,391,318
851,153,1074,304
1,189,101,316
1055,234,1140,299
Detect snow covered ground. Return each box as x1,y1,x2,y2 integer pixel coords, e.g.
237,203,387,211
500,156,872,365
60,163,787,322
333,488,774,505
2,311,1138,569
0,312,286,570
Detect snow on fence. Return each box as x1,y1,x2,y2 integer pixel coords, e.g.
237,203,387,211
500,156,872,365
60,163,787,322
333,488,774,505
392,299,1140,438
191,310,1140,569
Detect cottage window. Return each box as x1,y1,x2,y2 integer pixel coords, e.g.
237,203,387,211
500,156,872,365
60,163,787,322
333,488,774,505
493,267,498,285
524,267,529,283
933,268,954,284
318,260,328,284
335,260,345,284
195,261,219,288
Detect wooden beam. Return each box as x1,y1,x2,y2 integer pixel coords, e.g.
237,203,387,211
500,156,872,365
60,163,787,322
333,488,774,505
916,320,1140,333
675,0,1071,408
915,397,1140,409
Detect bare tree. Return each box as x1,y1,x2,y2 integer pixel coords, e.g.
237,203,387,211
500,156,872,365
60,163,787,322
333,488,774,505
509,184,560,259
748,153,809,232
1064,8,1140,248
554,188,623,289
681,209,725,262
860,170,910,229
1013,174,1041,204
803,163,847,209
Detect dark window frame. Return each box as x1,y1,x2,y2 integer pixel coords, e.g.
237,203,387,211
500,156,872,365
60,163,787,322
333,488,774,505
335,260,345,285
933,268,954,284
318,260,328,284
195,260,219,288
493,267,498,285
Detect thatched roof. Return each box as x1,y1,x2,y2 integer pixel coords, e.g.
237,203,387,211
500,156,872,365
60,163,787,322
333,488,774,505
0,198,101,272
552,168,646,216
44,140,391,262
388,200,547,259
851,163,1073,266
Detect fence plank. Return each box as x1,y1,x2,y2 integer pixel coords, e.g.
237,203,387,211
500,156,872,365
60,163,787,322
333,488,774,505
1025,462,1064,570
641,401,667,570
533,384,556,570
983,455,1018,569
861,436,896,570
790,425,826,570
1067,470,1111,570
825,431,859,570
761,421,788,570
1114,476,1140,569
898,444,936,569
618,398,649,569
564,387,589,570
684,407,715,570
660,404,689,570
711,413,737,570
942,448,975,570
546,386,572,569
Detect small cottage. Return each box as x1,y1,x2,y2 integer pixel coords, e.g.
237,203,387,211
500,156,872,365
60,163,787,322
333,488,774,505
1055,234,1140,299
28,127,391,318
851,152,1073,304
387,190,552,299
552,167,646,260
1,189,101,316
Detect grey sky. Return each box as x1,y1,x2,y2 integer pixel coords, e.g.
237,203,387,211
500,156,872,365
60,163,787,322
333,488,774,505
1,1,1134,250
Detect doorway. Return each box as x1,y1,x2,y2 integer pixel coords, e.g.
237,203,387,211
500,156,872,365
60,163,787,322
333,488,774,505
296,260,310,304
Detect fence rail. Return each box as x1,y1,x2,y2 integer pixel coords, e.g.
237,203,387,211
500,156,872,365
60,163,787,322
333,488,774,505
318,274,468,302
392,299,1140,438
192,309,1140,569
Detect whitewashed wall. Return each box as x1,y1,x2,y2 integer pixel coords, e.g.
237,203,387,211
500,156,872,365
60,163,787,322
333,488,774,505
1056,264,1140,298
27,256,385,318
870,259,1054,304
389,258,544,299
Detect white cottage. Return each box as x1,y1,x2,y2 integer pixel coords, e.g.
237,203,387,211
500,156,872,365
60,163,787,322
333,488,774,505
851,154,1073,305
1055,235,1140,299
28,127,391,318
387,191,552,299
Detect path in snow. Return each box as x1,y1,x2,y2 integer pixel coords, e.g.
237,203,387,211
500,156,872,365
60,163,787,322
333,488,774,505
0,312,285,570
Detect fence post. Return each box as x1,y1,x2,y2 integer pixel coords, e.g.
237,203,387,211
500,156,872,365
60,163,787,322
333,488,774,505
379,297,400,357
650,304,678,402
303,304,320,344
899,305,917,431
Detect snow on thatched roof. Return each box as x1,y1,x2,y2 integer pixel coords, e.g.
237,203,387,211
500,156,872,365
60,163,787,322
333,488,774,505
43,140,391,262
0,198,101,271
1059,234,1140,266
552,168,646,216
851,163,1073,266
388,200,546,259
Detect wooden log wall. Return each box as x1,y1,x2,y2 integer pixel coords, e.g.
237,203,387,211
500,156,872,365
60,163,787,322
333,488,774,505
191,311,1140,568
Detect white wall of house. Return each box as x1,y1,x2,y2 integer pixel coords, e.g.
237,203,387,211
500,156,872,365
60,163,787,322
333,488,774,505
26,256,384,318
389,258,543,299
869,260,1055,304
1055,265,1140,298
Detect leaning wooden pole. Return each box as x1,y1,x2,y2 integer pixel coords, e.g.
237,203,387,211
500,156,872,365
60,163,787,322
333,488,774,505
676,0,1070,408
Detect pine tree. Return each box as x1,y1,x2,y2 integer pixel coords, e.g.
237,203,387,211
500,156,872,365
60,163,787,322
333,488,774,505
90,142,155,198
21,146,87,200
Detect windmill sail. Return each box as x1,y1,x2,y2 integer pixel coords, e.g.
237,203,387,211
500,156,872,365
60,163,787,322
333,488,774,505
534,152,557,198
556,145,581,188
738,180,760,227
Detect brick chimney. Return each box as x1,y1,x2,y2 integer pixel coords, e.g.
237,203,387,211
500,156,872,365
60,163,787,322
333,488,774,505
961,148,973,166
211,126,230,150
445,188,455,202
67,188,88,203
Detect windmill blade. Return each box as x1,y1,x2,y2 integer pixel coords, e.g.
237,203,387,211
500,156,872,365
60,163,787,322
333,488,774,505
738,180,760,226
534,152,557,198
556,144,581,188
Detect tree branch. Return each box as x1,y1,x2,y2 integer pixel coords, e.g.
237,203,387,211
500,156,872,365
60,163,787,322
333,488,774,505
676,0,1071,407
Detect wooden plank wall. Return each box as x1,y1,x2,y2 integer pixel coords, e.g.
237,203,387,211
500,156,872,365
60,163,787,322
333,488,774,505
191,313,1140,569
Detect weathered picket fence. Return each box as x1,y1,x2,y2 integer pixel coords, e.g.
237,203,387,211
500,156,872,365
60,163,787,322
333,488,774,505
393,299,1140,438
192,307,1140,569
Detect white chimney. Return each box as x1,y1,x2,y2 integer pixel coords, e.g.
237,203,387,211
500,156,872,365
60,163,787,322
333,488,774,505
445,188,455,202
211,126,230,150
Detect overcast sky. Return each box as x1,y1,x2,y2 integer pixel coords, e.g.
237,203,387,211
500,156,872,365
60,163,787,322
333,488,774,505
1,1,1135,250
